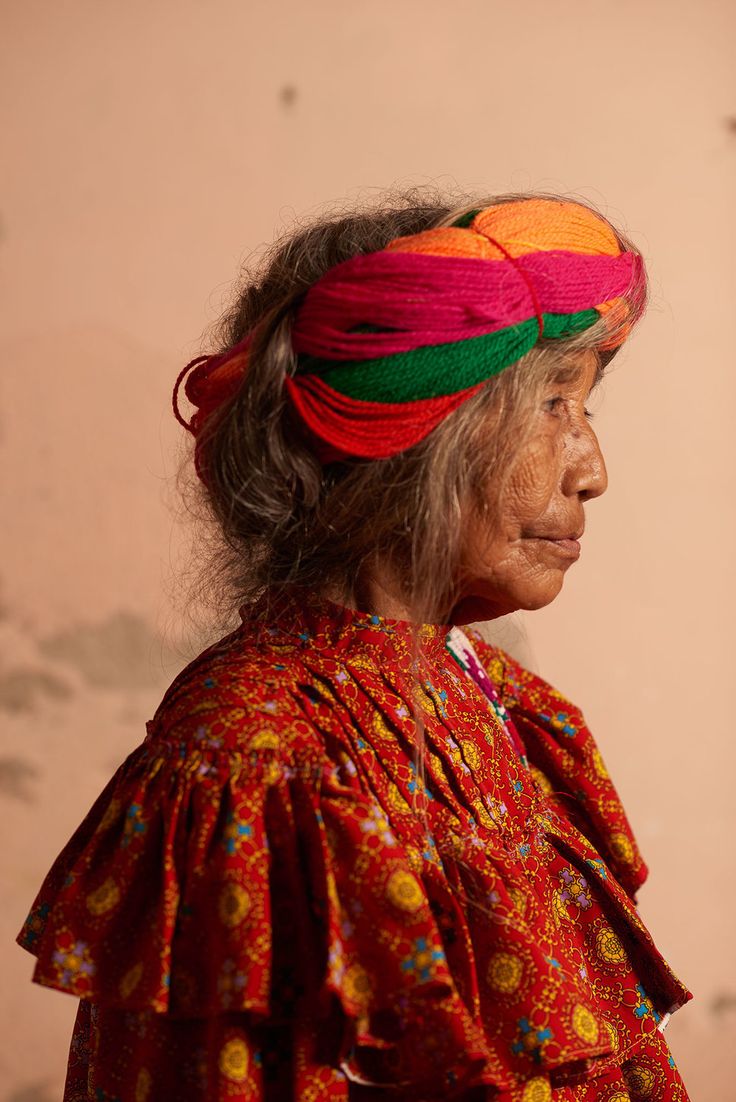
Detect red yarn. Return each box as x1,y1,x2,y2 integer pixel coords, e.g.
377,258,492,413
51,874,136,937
172,355,210,432
285,374,485,462
172,335,253,436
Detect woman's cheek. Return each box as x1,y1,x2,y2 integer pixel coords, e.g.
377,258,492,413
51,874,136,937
505,447,559,529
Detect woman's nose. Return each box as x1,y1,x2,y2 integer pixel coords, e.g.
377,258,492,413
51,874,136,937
562,421,609,502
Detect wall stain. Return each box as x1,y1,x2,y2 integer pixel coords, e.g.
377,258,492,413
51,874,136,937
39,611,181,690
0,667,72,713
8,1084,57,1102
711,991,736,1016
0,756,39,802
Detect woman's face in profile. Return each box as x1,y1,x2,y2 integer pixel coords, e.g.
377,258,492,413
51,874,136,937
451,352,608,625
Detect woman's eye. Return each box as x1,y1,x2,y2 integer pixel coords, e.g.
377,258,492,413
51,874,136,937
544,396,596,421
544,396,564,413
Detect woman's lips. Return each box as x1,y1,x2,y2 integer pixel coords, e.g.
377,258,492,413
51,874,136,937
540,537,581,559
526,537,581,559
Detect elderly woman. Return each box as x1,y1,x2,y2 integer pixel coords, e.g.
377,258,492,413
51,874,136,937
18,193,691,1100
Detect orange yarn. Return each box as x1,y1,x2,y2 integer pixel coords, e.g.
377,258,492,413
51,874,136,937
386,199,622,261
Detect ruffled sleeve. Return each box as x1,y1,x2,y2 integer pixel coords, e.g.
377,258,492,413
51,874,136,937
15,692,492,1097
17,720,289,1018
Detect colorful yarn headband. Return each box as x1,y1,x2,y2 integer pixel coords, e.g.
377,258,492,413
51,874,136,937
173,198,644,471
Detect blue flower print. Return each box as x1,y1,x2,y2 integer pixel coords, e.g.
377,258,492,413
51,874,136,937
121,804,147,847
512,1017,554,1063
400,937,445,982
633,983,662,1024
222,812,253,855
540,710,578,738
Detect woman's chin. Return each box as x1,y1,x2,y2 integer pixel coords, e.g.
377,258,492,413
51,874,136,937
449,580,564,625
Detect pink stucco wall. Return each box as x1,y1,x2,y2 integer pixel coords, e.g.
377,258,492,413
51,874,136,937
2,2,735,1098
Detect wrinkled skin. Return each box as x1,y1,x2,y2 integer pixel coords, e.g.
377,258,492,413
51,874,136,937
365,351,608,625
449,352,607,623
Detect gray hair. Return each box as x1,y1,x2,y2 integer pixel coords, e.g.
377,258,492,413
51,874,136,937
173,187,643,634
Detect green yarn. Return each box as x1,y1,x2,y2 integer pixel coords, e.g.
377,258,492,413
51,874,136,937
299,310,598,403
451,209,481,228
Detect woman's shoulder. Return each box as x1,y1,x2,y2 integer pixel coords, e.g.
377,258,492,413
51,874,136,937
15,624,343,1012
144,621,333,765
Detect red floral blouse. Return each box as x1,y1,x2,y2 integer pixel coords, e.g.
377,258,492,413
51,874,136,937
17,591,691,1101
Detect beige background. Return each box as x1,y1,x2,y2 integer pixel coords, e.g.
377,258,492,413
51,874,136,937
2,1,735,1099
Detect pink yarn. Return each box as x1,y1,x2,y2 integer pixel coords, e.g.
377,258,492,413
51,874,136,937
292,250,640,361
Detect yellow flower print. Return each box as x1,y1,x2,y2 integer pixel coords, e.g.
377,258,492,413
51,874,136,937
623,1061,656,1097
480,720,498,746
404,843,424,874
609,831,635,865
459,739,481,772
372,713,395,740
387,782,409,812
119,962,143,999
558,750,576,776
520,1076,552,1102
592,747,609,778
486,657,504,684
595,924,628,965
508,886,529,919
86,877,121,916
572,1003,600,1046
347,653,374,672
262,759,282,786
343,963,372,1009
250,731,280,751
603,1017,620,1053
385,869,425,914
486,951,524,994
472,798,495,829
418,689,436,716
218,881,251,928
135,1068,152,1102
552,890,571,925
218,1036,249,1083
